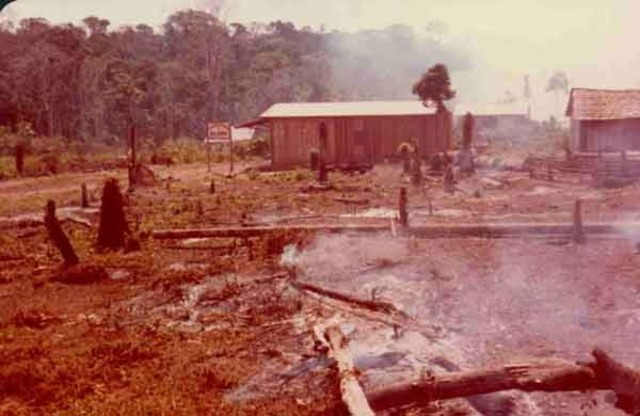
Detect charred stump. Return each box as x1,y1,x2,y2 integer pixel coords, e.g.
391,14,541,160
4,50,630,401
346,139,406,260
80,183,89,208
411,148,422,186
15,144,25,175
398,187,408,227
96,178,129,250
573,199,585,244
310,148,320,171
444,165,455,193
44,200,79,267
462,112,474,149
318,161,328,184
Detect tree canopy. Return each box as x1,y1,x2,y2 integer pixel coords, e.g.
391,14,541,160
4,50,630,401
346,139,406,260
412,63,456,112
0,12,332,142
0,14,469,143
546,71,569,94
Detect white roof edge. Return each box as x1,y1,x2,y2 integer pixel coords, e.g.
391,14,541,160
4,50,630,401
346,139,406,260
260,100,438,118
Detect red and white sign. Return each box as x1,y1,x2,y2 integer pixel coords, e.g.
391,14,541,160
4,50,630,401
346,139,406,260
206,122,231,142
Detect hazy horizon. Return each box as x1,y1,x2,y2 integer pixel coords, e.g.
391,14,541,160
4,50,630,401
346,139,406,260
3,0,639,120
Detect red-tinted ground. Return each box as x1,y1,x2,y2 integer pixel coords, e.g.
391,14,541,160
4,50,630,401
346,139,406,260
1,158,639,415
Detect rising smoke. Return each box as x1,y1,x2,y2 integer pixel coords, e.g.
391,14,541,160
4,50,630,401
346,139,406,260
324,23,472,102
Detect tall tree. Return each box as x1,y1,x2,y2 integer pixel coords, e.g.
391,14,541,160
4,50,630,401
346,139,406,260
546,71,569,118
412,63,456,112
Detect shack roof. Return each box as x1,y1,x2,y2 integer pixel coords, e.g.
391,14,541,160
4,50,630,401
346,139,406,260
565,88,640,120
260,100,438,118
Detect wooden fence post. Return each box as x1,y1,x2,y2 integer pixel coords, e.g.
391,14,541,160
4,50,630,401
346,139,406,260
81,183,88,208
573,199,585,244
15,144,24,175
398,187,408,227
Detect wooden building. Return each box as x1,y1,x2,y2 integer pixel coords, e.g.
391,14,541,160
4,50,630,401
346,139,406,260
238,101,452,169
566,88,640,152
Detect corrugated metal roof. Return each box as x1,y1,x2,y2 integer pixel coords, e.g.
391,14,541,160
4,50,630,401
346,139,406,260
260,101,437,118
566,88,640,120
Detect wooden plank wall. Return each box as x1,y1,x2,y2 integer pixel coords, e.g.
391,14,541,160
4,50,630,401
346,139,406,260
579,118,640,152
270,112,452,169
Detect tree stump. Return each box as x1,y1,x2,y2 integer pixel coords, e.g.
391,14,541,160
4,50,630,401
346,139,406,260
81,183,89,208
310,148,319,171
573,199,585,244
15,144,25,175
96,178,129,250
318,162,328,184
44,200,79,267
398,187,408,227
444,165,455,193
411,151,422,186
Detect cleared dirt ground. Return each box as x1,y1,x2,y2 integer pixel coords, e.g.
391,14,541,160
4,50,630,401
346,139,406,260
1,158,640,415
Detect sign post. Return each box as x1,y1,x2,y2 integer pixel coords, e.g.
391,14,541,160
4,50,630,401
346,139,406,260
207,122,232,174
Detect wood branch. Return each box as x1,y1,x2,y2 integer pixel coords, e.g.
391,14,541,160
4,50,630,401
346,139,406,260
334,197,370,205
291,280,407,318
0,215,93,230
164,244,235,252
389,218,397,238
322,325,375,416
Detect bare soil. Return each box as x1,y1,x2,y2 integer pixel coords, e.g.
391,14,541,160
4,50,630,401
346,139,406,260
1,158,639,415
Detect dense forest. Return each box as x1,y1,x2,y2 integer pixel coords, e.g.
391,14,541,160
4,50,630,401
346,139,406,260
0,10,469,144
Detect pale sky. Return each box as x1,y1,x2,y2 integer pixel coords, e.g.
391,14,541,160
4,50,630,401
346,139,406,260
3,0,640,119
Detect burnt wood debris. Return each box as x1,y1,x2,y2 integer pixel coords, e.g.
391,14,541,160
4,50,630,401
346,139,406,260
15,143,24,175
96,178,129,250
44,199,79,267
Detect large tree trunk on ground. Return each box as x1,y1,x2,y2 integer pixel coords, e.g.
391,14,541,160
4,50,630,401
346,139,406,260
367,359,597,411
366,348,640,414
44,200,79,267
152,221,640,240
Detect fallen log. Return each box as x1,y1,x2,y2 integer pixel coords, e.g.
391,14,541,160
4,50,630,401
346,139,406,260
367,348,640,414
334,196,370,205
151,221,640,240
321,325,375,416
0,215,93,230
367,358,597,411
291,280,406,318
152,224,387,239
